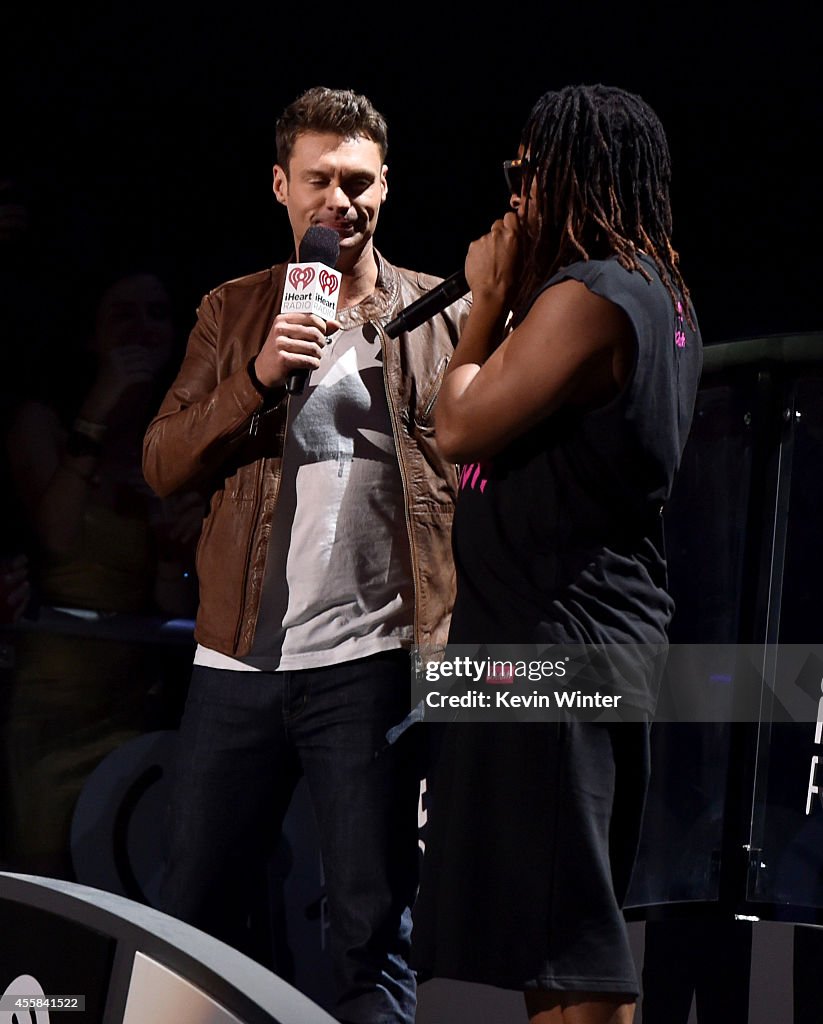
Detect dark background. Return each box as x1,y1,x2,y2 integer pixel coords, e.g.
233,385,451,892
4,5,819,347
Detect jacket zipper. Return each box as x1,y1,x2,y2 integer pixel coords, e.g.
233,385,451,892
380,324,421,647
422,355,449,422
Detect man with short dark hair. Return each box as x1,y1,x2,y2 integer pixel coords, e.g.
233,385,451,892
143,86,469,1024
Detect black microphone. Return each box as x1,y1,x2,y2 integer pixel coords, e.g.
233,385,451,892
285,225,341,395
384,270,468,338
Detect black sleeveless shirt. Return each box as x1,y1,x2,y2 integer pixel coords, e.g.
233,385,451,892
446,255,703,709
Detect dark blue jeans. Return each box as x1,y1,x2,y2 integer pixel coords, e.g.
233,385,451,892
158,650,420,1024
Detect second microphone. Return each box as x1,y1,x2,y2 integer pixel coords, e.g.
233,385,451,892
384,270,469,339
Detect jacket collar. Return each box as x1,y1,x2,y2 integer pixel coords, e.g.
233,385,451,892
335,250,401,329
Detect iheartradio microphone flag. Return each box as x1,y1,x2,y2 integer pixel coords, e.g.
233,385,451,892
283,224,341,396
281,261,341,321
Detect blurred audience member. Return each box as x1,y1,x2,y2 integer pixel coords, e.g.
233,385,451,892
2,266,201,878
7,268,201,616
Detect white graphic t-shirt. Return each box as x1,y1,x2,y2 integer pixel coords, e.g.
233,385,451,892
195,321,413,672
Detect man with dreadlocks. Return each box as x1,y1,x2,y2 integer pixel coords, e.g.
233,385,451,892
411,84,702,1023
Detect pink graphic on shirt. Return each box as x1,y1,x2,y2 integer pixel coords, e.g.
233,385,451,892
459,462,489,493
675,300,687,348
486,663,514,684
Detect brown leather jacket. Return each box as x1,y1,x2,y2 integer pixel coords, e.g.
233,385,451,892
143,252,470,657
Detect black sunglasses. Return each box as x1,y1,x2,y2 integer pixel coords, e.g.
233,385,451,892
503,157,531,195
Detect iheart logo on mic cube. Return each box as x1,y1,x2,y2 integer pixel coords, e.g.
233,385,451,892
282,262,341,320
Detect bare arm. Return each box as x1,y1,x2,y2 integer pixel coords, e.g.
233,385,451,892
434,215,633,463
6,323,167,554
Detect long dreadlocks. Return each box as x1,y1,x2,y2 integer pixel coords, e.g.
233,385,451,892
515,84,694,329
